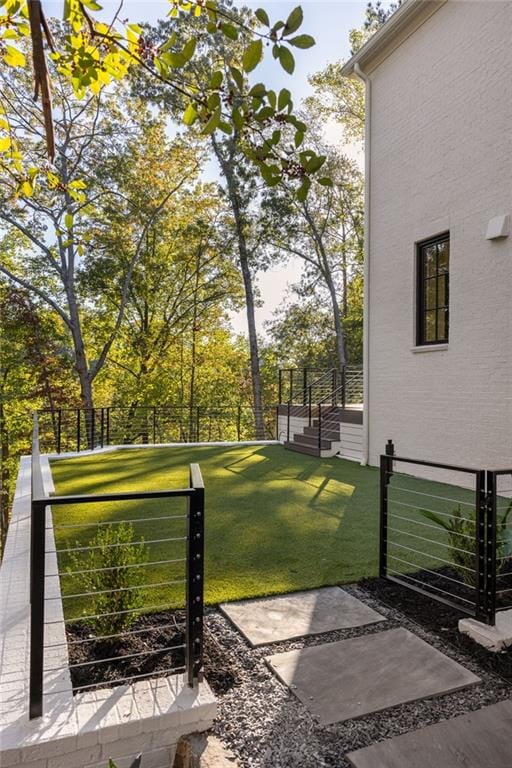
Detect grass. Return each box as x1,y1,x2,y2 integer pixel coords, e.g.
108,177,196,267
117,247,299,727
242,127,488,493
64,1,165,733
50,444,381,616
50,444,483,622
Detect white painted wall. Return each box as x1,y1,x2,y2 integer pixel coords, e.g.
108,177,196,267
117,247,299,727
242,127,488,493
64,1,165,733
367,0,512,471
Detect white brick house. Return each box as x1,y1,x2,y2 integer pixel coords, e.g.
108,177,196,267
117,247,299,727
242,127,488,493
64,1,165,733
342,0,512,470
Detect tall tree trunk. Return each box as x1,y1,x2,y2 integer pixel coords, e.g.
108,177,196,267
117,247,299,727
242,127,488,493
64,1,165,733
212,138,265,440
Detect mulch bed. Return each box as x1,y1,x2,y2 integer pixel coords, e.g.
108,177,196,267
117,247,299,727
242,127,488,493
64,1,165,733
66,609,242,693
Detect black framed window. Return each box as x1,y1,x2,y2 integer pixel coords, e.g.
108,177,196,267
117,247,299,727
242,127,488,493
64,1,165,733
416,233,449,345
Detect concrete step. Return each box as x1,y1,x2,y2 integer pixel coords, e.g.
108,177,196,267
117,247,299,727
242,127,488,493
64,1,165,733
294,434,333,450
284,441,320,457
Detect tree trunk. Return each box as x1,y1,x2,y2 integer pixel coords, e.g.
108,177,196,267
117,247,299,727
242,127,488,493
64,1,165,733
212,138,265,440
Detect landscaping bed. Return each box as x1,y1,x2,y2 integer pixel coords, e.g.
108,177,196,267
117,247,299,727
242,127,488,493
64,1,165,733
66,583,512,768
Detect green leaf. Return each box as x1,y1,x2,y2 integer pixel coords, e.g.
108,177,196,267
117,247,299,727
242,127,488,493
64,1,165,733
297,177,311,202
288,34,315,49
278,46,295,74
181,38,196,63
64,212,74,229
0,136,11,151
232,108,244,130
221,23,238,40
210,70,223,89
218,121,233,135
294,130,304,148
318,177,333,187
183,103,198,126
230,67,244,89
284,6,303,34
249,83,266,98
255,8,270,26
202,108,221,135
278,88,291,111
243,39,263,73
255,107,273,122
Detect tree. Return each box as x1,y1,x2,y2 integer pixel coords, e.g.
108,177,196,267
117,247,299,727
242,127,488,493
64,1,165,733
0,56,194,422
261,135,364,371
1,1,324,198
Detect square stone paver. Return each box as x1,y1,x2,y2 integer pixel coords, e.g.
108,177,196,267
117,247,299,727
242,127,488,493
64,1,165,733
220,587,385,646
346,699,512,768
266,627,480,724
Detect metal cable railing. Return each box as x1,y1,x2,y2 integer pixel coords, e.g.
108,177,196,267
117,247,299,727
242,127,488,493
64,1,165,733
29,413,205,719
380,440,512,627
37,405,278,453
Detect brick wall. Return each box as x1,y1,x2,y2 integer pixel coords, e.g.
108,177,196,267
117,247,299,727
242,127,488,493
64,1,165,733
367,0,512,470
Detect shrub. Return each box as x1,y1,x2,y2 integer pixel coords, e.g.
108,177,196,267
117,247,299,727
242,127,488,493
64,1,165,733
68,522,148,636
420,500,512,587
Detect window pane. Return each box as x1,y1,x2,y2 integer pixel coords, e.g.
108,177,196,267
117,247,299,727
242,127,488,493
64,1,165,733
437,308,448,340
437,240,449,273
425,278,437,310
425,310,437,342
424,245,437,277
438,273,449,307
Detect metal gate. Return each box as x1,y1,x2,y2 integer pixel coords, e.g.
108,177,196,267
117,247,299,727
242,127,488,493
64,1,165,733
380,441,512,626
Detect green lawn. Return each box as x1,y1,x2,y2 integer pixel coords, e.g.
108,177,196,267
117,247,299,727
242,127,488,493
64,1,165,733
50,444,382,616
50,444,481,622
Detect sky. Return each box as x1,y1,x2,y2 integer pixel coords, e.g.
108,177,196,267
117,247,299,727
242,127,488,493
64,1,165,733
45,0,369,335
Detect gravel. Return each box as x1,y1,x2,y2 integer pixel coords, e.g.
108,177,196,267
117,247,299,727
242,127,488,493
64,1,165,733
207,583,512,768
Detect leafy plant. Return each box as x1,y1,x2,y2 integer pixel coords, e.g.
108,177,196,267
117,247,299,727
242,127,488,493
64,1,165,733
420,500,512,587
68,522,148,636
108,755,141,768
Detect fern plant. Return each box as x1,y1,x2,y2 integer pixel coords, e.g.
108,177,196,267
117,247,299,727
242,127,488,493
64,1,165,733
420,500,512,587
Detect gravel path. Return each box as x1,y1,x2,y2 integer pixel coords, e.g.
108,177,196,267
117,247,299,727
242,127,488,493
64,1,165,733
205,584,511,768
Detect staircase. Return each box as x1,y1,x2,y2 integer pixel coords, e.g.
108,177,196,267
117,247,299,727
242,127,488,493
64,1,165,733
280,367,364,460
285,407,344,457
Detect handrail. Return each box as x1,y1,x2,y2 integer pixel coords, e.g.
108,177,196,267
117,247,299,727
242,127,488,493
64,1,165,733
286,368,338,407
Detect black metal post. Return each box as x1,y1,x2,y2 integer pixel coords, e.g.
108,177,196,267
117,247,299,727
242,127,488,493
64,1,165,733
308,386,312,426
341,366,347,409
196,406,200,442
302,368,308,405
186,469,204,687
100,408,105,448
76,408,81,452
475,470,487,623
30,499,45,719
318,404,322,454
287,401,290,443
379,440,394,578
153,406,157,444
237,406,241,442
289,369,293,404
57,409,62,454
278,369,282,404
332,369,337,406
106,407,111,446
90,408,95,450
485,471,497,626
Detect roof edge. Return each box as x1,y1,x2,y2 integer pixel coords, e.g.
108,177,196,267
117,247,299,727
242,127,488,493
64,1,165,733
341,0,448,77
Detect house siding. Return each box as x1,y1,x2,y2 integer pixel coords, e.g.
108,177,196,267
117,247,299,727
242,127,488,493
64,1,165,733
367,0,512,470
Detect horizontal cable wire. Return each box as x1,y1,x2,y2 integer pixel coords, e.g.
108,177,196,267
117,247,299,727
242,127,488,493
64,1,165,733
388,540,474,572
387,566,475,606
51,578,186,601
48,665,187,694
53,536,187,554
386,553,475,589
387,525,475,556
388,511,475,540
388,498,475,524
66,621,185,646
387,482,476,508
51,514,187,530
45,643,185,672
50,557,186,578
46,602,178,625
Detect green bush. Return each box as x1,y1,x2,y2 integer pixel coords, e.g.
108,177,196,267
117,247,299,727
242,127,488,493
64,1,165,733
68,522,148,636
420,501,512,587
